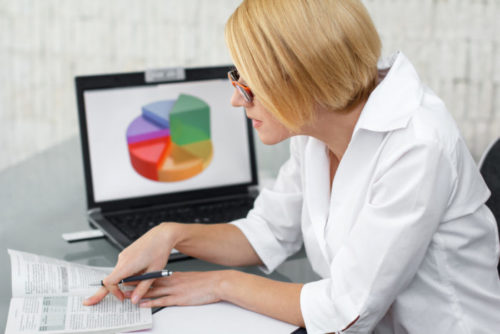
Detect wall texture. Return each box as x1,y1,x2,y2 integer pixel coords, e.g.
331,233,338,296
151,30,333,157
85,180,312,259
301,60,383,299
366,0,500,163
0,0,240,171
0,0,499,173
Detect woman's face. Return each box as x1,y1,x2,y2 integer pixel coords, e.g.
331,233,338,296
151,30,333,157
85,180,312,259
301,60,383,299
230,81,291,145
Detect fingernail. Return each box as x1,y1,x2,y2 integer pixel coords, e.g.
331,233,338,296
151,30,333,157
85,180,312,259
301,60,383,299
132,295,139,304
139,302,149,308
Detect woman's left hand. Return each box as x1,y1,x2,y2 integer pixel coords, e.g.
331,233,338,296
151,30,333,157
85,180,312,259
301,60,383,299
124,271,228,308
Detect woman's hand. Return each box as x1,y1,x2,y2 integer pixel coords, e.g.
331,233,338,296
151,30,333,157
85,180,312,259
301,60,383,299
129,269,306,328
124,271,228,308
83,222,181,306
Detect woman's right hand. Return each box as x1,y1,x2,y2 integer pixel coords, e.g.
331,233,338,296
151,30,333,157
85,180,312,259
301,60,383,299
83,222,180,306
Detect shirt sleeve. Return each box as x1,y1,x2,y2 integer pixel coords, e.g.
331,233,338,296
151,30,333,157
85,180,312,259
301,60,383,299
300,140,455,333
231,137,304,274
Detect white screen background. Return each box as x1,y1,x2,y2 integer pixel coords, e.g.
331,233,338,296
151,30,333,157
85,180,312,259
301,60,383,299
83,79,252,203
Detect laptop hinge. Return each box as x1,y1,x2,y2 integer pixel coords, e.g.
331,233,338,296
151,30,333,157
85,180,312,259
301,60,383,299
97,189,259,215
248,185,260,196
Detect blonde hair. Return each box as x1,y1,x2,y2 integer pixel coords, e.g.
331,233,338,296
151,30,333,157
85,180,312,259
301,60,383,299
225,0,381,131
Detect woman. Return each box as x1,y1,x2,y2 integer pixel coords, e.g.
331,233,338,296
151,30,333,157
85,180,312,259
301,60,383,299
84,0,500,332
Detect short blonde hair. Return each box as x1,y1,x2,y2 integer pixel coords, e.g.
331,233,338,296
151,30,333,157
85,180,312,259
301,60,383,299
225,0,381,131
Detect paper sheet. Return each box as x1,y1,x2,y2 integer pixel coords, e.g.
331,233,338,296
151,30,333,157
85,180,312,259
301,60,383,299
5,249,152,334
127,302,297,334
8,249,112,297
6,295,152,334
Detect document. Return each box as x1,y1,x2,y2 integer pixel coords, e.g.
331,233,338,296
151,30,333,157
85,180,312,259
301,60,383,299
127,302,297,334
5,249,152,334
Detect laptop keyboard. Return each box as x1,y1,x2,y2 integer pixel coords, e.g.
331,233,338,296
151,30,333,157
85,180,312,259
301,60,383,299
105,197,255,241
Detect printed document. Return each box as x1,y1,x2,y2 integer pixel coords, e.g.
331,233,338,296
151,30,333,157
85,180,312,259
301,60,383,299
5,249,152,334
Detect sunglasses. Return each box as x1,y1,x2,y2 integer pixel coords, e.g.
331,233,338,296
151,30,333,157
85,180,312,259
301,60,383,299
228,69,254,103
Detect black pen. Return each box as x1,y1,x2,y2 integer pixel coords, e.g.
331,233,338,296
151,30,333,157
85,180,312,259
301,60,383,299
90,270,173,287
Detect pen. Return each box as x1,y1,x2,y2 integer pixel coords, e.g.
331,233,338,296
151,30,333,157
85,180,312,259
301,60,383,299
90,270,173,287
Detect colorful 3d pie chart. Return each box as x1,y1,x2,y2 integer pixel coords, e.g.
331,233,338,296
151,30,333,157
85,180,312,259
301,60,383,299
126,94,213,182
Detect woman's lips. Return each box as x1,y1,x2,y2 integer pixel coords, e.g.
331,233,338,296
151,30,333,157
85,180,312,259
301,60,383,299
252,119,263,128
246,113,263,128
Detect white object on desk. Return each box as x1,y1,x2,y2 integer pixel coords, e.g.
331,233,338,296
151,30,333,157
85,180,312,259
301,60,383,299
126,301,296,334
62,229,105,242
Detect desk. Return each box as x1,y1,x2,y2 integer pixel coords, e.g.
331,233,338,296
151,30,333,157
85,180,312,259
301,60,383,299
0,136,319,333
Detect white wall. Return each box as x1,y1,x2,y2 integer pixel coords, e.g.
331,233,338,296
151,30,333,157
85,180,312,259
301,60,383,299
0,0,241,171
1,0,499,173
365,0,500,162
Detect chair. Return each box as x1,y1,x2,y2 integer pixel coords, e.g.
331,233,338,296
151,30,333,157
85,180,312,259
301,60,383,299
478,137,500,276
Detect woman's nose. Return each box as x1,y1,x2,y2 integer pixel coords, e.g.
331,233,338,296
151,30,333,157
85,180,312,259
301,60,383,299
230,88,252,108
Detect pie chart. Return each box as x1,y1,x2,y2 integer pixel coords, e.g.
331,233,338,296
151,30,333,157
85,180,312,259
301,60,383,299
126,94,213,182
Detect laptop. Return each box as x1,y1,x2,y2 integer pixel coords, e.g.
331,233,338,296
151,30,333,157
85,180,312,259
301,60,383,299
75,66,259,260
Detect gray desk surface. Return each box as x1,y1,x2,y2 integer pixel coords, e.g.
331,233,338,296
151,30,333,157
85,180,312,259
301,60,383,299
0,136,318,333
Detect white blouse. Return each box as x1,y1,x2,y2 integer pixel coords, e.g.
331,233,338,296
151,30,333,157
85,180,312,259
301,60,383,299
232,52,500,333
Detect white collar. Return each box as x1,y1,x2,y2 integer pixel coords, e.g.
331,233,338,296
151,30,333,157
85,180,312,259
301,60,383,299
354,51,424,134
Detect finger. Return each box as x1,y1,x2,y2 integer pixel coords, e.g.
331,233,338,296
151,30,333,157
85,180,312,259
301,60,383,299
104,261,145,287
140,295,179,308
130,279,156,304
102,277,125,301
122,281,138,287
150,274,177,287
123,283,158,298
100,267,137,302
83,286,109,306
140,286,174,299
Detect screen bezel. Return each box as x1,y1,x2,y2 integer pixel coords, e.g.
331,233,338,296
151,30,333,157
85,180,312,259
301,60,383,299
75,66,258,212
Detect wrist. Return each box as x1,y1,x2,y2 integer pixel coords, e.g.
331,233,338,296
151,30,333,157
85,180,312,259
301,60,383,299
158,222,184,249
216,270,240,302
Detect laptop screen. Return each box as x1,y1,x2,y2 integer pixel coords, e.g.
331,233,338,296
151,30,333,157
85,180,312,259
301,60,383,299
81,76,254,204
